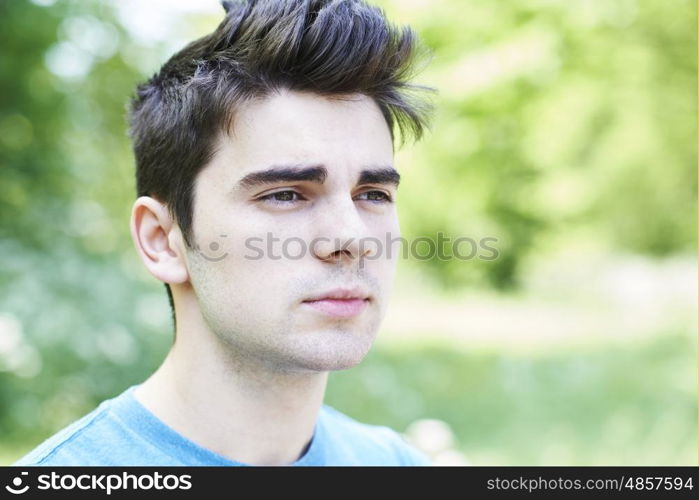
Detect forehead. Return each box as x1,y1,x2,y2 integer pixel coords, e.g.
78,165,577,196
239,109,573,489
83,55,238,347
215,89,394,176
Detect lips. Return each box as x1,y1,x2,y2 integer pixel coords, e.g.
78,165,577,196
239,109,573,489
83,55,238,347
302,287,371,318
303,286,370,302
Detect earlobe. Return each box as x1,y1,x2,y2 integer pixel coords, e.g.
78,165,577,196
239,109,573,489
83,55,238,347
130,196,189,285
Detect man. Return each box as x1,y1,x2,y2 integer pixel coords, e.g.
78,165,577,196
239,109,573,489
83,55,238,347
15,0,436,466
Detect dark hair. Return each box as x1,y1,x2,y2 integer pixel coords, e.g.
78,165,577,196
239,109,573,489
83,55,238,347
127,0,437,335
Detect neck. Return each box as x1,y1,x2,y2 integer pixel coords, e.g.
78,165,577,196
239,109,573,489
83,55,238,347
134,308,328,466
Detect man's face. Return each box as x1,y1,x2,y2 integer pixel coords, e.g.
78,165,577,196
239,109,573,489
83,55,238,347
184,89,400,374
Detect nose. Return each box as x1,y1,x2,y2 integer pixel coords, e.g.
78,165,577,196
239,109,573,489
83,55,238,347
311,195,373,264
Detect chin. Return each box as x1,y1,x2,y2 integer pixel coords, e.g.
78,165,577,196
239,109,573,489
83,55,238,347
288,329,377,373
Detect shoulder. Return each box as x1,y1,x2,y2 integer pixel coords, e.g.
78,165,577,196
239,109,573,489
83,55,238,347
318,405,432,466
12,400,114,466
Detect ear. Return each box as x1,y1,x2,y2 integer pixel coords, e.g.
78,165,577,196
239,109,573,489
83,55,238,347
130,196,189,285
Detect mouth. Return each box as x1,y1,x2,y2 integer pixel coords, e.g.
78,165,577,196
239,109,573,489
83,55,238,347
301,298,370,318
301,287,371,318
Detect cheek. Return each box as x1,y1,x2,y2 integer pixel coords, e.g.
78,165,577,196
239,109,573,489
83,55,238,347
366,220,401,265
189,252,291,337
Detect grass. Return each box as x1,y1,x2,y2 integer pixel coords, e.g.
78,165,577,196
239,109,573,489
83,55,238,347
325,330,697,465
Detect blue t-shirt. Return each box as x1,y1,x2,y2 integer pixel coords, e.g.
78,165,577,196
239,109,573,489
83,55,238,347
12,384,431,466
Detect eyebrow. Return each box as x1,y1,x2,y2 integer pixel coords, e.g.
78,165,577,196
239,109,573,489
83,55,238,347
235,164,400,190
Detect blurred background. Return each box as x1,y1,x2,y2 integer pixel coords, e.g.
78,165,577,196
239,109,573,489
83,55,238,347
0,0,696,465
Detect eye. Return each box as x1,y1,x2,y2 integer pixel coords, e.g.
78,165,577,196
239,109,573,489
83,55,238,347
257,190,306,206
356,190,393,203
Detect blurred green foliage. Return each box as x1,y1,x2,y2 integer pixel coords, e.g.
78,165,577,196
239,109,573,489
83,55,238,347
0,0,696,465
386,0,697,289
328,331,695,465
